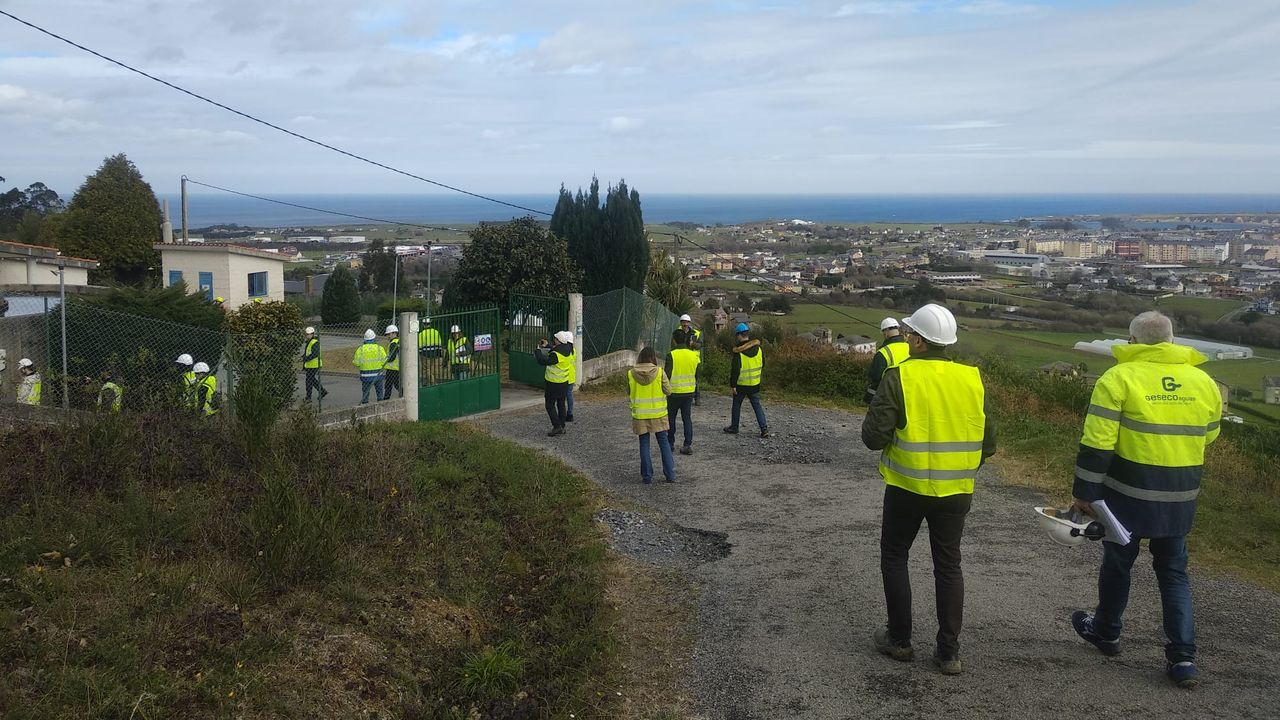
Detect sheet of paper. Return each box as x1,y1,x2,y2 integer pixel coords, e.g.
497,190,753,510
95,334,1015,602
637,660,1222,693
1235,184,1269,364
1091,500,1131,545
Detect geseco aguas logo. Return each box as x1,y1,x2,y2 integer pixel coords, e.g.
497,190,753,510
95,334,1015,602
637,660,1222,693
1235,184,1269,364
1161,377,1183,392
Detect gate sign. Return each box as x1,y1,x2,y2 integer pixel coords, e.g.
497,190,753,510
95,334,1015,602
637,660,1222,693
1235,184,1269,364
474,333,494,351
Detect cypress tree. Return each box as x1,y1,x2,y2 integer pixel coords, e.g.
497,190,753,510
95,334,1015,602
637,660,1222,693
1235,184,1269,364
321,265,362,324
551,177,647,295
58,154,162,285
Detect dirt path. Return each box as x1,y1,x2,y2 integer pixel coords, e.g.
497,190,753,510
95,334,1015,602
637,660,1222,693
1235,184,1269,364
478,397,1280,720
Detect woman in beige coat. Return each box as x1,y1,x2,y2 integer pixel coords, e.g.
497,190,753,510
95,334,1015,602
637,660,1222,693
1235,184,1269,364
628,346,675,484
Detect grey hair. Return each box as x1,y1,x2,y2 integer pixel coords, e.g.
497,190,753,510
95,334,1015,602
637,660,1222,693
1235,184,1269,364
1129,311,1174,344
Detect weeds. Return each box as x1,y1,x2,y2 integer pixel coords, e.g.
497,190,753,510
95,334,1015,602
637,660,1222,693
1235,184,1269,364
459,641,526,700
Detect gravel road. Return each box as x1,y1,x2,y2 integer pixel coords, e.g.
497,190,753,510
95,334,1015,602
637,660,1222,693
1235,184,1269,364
478,396,1280,720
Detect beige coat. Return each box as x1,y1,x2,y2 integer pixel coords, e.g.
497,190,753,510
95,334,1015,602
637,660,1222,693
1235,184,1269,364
629,362,671,434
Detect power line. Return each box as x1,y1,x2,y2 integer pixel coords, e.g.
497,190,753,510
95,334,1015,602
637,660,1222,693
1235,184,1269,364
0,9,552,218
183,178,470,234
654,230,880,330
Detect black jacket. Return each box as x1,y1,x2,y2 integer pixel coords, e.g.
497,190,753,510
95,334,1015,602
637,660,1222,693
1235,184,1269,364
861,349,997,461
729,339,763,395
864,334,907,403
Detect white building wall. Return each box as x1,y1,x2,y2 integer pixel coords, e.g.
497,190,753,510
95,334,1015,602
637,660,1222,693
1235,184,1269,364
0,259,27,284
227,253,285,304
161,249,231,301
0,258,92,285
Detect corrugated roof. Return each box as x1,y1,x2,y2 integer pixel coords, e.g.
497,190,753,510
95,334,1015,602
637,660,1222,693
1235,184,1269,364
0,240,100,267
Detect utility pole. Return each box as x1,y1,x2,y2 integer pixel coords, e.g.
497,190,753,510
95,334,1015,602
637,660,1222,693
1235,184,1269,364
180,176,189,243
426,241,433,315
56,262,68,410
391,251,400,320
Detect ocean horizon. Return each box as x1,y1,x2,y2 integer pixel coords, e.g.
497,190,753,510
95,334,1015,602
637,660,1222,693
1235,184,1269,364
158,193,1280,229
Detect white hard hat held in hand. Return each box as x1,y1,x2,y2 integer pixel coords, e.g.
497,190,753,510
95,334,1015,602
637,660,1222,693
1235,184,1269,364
193,362,211,373
386,324,398,334
364,329,376,340
901,303,959,345
1035,506,1104,547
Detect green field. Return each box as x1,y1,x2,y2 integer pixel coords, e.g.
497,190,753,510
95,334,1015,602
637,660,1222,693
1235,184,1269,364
1152,295,1247,322
692,278,769,292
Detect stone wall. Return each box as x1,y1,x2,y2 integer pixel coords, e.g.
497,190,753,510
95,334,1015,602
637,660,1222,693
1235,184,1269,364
582,349,637,385
315,398,406,429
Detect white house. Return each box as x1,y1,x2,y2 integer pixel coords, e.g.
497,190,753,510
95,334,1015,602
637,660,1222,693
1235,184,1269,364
0,240,98,288
156,243,288,309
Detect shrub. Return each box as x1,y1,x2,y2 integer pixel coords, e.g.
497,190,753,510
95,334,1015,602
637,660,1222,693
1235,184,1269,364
375,296,430,329
224,301,305,434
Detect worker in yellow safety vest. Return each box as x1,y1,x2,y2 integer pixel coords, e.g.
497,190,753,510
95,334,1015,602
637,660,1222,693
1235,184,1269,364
193,362,218,416
97,372,123,413
865,317,911,403
175,353,197,408
860,303,996,677
1067,311,1221,690
302,327,327,402
675,314,704,406
664,330,701,454
381,324,402,400
724,323,770,437
536,330,575,435
353,329,387,404
629,346,675,484
16,358,42,406
418,317,443,384
447,325,470,381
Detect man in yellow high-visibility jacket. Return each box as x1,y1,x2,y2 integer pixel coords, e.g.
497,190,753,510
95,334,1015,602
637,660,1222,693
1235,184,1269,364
665,330,701,454
1068,311,1221,690
861,303,996,677
353,329,387,404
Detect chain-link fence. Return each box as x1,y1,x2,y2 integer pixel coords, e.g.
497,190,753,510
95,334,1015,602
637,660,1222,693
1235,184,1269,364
581,287,682,359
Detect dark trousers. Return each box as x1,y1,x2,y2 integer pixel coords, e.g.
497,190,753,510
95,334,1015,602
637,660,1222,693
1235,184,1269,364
667,394,694,447
381,370,402,400
730,390,767,431
880,484,972,658
545,395,567,428
304,368,325,400
1094,536,1196,663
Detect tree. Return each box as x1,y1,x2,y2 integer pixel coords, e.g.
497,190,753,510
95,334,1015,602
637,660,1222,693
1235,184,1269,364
58,154,162,285
451,217,580,315
645,250,694,314
0,181,64,237
550,177,648,294
359,239,406,294
702,297,721,310
321,265,362,324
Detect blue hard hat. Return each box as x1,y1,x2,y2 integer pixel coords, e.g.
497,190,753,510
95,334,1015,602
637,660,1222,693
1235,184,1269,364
735,322,750,333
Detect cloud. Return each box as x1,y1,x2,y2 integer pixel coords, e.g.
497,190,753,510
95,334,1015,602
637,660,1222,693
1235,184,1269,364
834,1,920,16
606,116,644,134
0,84,83,114
481,128,515,141
144,46,186,63
919,120,1006,130
158,128,258,146
956,1,1040,16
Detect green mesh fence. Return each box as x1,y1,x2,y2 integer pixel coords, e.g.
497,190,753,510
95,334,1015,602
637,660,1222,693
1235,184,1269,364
581,287,682,360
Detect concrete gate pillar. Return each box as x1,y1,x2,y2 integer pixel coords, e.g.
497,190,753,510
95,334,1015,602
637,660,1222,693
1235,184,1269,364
569,293,584,389
400,311,419,421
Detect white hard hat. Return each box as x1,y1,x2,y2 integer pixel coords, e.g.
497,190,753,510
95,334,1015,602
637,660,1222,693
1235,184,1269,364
554,330,573,344
304,326,315,335
1035,507,1104,547
450,325,461,333
680,314,692,322
423,317,431,325
880,317,899,330
176,353,194,366
193,362,210,373
901,303,959,345
385,324,398,334
364,329,376,341
18,357,33,368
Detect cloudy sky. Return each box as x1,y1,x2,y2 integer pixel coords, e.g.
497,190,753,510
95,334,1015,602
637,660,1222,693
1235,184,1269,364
2,0,1278,200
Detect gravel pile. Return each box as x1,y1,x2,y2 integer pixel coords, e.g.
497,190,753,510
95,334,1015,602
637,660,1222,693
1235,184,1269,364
596,508,732,568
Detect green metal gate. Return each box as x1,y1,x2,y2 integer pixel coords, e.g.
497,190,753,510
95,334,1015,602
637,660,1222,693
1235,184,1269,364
418,304,502,421
508,292,569,389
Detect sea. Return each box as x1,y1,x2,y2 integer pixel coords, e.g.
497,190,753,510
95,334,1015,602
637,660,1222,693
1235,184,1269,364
158,193,1280,229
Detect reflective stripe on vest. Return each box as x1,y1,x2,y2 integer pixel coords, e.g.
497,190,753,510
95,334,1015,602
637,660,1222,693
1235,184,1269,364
738,349,763,386
879,359,985,497
545,349,575,384
98,382,123,413
878,340,911,369
354,342,387,378
385,339,400,371
670,348,701,394
1079,357,1221,503
303,338,322,369
628,370,667,420
448,337,470,365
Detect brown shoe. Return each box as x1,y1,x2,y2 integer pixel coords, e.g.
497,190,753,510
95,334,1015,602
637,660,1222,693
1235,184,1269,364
932,653,962,675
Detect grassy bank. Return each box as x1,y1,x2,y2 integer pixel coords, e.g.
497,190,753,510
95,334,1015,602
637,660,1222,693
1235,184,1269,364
0,412,618,719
